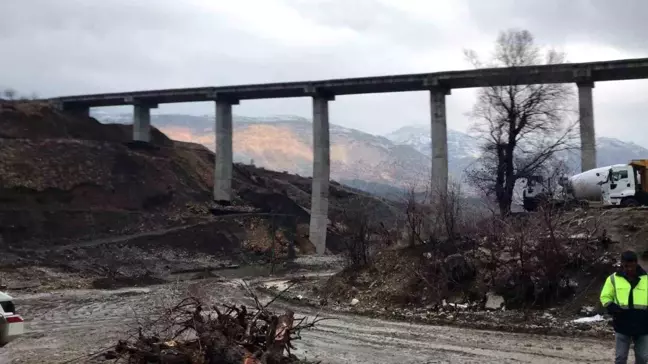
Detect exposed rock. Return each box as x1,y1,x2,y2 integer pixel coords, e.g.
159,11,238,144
350,298,359,306
485,292,505,311
443,253,475,284
542,312,555,321
579,306,597,317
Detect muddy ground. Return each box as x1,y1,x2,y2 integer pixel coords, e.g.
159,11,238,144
0,214,336,293
260,275,616,339
1,267,621,364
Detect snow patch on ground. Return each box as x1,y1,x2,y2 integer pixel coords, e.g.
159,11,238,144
262,279,291,292
572,314,605,323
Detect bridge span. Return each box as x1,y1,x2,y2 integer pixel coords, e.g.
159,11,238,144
52,57,648,254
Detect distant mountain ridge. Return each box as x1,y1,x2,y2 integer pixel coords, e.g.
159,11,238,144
93,111,431,193
92,111,648,196
383,124,648,174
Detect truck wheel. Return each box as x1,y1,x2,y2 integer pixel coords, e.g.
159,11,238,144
621,197,640,207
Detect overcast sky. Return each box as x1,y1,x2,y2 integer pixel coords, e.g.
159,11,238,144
2,0,648,145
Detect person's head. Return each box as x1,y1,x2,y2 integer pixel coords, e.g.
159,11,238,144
621,250,639,276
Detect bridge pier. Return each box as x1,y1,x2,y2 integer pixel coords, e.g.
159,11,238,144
133,103,157,142
430,87,450,193
577,82,596,172
310,93,334,255
214,99,238,203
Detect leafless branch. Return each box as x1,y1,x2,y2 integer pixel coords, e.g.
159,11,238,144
465,28,578,215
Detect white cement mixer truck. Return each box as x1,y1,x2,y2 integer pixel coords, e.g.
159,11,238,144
562,165,614,201
521,168,606,211
522,160,648,210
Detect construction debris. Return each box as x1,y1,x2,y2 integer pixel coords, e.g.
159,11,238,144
103,283,324,364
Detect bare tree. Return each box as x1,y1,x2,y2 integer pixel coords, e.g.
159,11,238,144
436,181,465,241
465,29,577,215
2,88,16,100
402,179,467,247
404,186,429,247
333,197,392,267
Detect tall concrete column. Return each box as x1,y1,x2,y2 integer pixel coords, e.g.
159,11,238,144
214,99,238,203
430,87,450,193
133,103,157,142
310,94,334,255
577,82,596,172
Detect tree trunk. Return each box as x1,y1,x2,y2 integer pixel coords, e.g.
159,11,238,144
499,124,518,216
495,144,507,215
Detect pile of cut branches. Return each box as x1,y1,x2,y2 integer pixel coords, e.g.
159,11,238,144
106,284,323,364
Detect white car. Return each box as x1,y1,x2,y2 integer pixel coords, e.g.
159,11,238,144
0,291,24,346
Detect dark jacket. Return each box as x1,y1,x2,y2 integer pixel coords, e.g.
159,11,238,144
606,266,648,336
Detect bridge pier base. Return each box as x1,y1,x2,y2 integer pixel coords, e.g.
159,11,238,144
430,87,450,194
214,99,238,203
310,94,334,255
133,103,157,142
577,82,596,172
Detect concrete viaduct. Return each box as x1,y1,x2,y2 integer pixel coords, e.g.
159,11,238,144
52,57,648,254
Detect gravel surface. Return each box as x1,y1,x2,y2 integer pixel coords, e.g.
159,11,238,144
1,276,618,364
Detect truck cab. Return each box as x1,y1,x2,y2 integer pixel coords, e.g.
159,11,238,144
602,160,648,207
521,175,549,211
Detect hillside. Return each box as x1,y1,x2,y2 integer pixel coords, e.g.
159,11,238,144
95,112,431,192
94,112,648,198
0,101,399,289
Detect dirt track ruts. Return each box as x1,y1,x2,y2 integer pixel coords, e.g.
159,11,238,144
1,277,617,364
11,212,297,253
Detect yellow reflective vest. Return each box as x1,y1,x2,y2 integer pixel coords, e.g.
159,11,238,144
600,273,648,310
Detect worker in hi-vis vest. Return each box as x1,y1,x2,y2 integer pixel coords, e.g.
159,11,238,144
600,251,648,364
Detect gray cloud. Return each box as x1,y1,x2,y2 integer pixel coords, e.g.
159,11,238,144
284,0,451,49
465,0,648,55
1,0,648,147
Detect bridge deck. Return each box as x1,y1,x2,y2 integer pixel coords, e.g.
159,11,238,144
54,57,648,107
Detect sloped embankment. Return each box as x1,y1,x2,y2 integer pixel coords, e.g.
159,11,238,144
0,101,398,288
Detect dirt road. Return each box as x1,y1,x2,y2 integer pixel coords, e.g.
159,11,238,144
1,277,616,364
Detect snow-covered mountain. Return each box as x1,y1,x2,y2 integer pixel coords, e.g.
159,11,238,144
384,124,648,174
384,125,481,180
596,137,648,167
385,125,481,159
